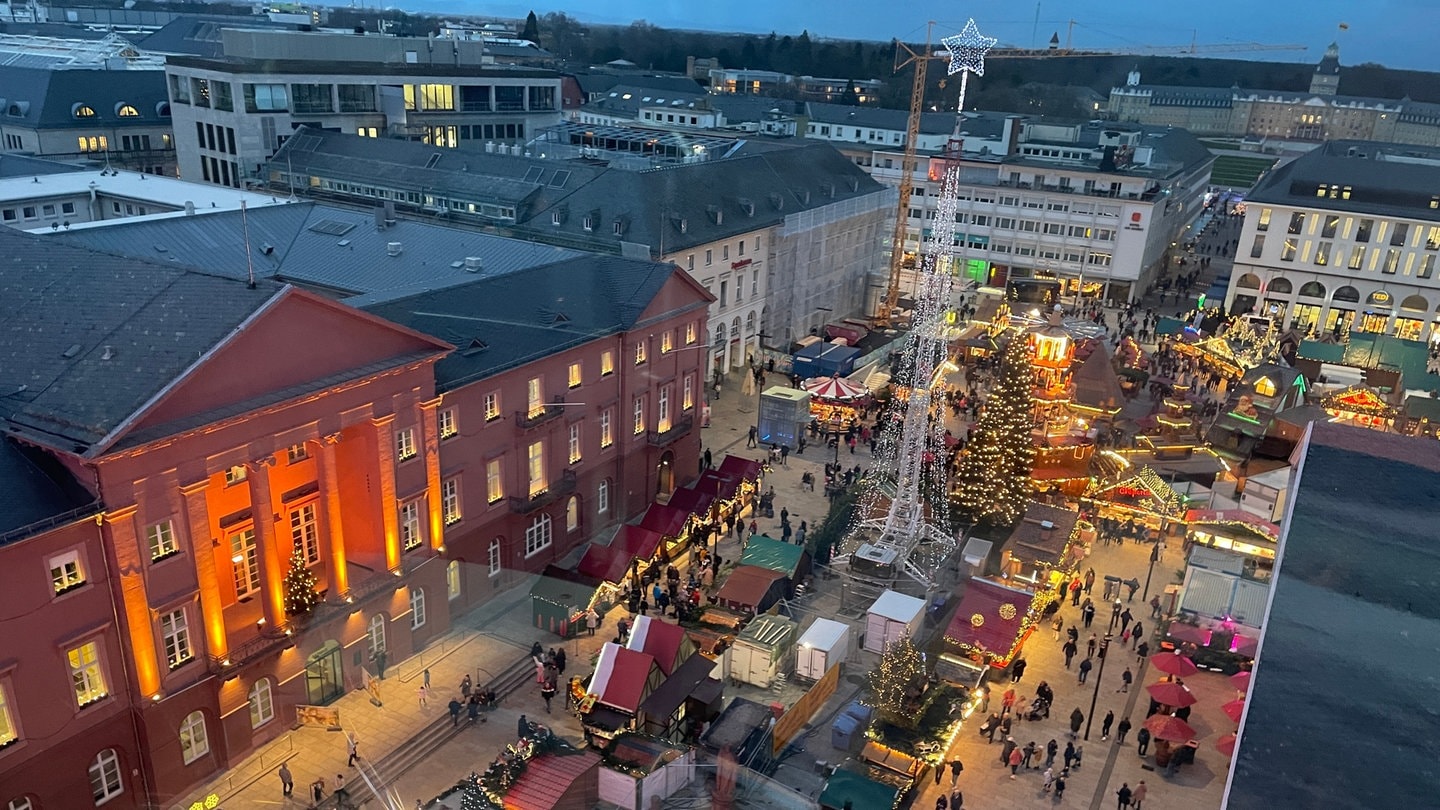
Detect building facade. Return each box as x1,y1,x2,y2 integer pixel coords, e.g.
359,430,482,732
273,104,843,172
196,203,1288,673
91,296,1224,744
1224,140,1440,343
162,55,564,187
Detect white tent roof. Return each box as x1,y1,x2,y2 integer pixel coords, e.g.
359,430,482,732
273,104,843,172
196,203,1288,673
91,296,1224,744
868,589,924,622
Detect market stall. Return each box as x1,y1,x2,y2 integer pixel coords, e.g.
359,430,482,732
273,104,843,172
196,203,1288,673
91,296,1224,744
739,534,812,586
863,590,925,654
727,614,797,688
716,454,763,512
1000,502,1083,586
712,565,788,615
530,568,599,639
803,374,870,429
666,485,717,522
1183,509,1279,561
943,576,1042,668
502,750,602,810
636,652,724,743
638,502,694,558
581,643,664,743
576,525,666,604
626,615,698,677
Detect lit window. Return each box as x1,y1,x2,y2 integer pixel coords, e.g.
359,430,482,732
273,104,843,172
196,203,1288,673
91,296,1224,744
442,478,462,525
488,538,502,577
685,322,697,344
419,83,454,110
290,504,320,564
601,351,615,376
400,501,422,550
527,441,546,497
396,427,417,462
224,465,247,485
68,641,107,707
635,342,647,365
117,104,139,117
524,514,552,556
568,424,582,464
179,711,208,764
73,104,96,118
661,331,674,353
286,443,308,463
0,682,17,748
49,550,85,595
658,387,671,432
1254,377,1277,398
599,409,614,448
230,530,259,597
486,459,504,503
683,375,694,410
437,407,459,442
248,679,274,729
526,377,544,418
410,587,426,629
89,749,123,803
633,396,645,435
160,608,193,669
566,496,580,532
448,560,463,598
484,391,501,422
568,362,582,388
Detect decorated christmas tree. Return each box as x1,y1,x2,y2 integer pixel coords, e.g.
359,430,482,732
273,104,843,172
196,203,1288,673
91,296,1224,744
952,334,1036,528
866,635,927,724
460,770,489,810
282,541,320,616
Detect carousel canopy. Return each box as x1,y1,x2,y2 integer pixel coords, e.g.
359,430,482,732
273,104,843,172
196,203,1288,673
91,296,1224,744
1071,342,1125,414
801,374,868,401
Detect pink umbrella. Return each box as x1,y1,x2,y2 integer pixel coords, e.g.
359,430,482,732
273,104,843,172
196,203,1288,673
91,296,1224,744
1149,651,1199,678
1230,671,1252,693
1142,714,1198,743
1216,732,1237,757
1222,698,1246,723
1146,681,1198,708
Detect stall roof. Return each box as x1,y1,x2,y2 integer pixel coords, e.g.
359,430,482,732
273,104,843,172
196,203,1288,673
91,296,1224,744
626,615,690,677
607,732,689,774
944,577,1036,658
1006,502,1080,565
1184,508,1280,540
700,697,773,753
819,767,900,810
577,524,665,583
798,617,850,651
638,652,718,720
867,589,925,623
693,469,741,500
529,574,597,612
503,750,600,810
740,535,807,579
639,502,691,537
718,454,765,482
589,643,660,713
1071,341,1125,414
736,614,797,649
714,564,788,612
665,485,715,516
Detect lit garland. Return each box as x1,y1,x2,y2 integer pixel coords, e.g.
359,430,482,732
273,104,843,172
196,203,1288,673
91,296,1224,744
1320,385,1398,418
865,635,927,723
945,586,1055,666
282,541,319,616
952,334,1037,527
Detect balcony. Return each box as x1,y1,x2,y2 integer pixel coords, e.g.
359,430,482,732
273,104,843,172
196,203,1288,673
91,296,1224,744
648,415,694,447
515,395,567,429
509,469,577,514
208,628,293,675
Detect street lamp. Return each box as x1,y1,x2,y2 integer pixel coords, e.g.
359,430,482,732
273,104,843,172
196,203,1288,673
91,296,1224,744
1083,633,1113,741
1142,541,1160,602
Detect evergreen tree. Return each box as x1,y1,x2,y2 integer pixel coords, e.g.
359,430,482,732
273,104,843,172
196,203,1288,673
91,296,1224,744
282,541,320,616
460,770,491,810
866,635,926,723
841,79,861,106
520,11,540,46
952,335,1036,527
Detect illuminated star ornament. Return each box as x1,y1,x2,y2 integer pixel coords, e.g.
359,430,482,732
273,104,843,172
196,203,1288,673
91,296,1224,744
941,18,998,77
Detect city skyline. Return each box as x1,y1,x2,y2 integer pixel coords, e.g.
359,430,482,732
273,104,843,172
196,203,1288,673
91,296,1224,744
388,0,1437,73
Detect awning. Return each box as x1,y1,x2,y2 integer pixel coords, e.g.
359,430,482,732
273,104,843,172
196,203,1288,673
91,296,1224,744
1184,509,1279,539
693,469,740,500
718,454,764,483
666,486,715,517
576,525,664,582
802,375,868,401
639,502,691,537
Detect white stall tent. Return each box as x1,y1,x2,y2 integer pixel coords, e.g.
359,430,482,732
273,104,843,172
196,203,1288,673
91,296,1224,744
863,589,925,653
728,614,797,688
596,741,697,810
795,617,853,681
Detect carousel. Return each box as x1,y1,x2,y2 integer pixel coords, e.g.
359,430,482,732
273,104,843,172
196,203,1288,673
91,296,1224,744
802,374,870,439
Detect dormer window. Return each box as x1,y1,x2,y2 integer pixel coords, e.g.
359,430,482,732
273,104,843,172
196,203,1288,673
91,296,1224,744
72,103,96,118
582,215,594,232
116,103,139,117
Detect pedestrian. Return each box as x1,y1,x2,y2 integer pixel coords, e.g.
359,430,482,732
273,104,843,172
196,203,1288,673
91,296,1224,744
1069,708,1084,739
1136,727,1152,756
934,758,944,785
418,683,430,707
1132,780,1148,809
1084,567,1095,593
999,736,1017,766
278,763,293,797
1010,657,1027,683
1087,634,1098,658
518,714,531,739
1149,595,1163,619
1117,782,1133,809
779,444,789,466
1008,746,1023,778
1044,738,1058,769
1063,741,1076,770
617,618,630,643
541,680,557,714
949,757,964,785
1130,622,1143,648
747,425,758,448
1101,710,1114,740
1054,769,1067,799
423,668,431,689
1042,766,1055,792
374,649,388,680
1117,716,1133,744
1021,741,1037,769
1136,640,1150,662
1078,657,1093,685
555,648,567,674
1083,602,1096,628
467,695,481,724
1119,608,1133,634
460,674,472,699
587,609,599,636
1001,687,1017,715
346,733,359,767
1118,667,1133,693
1052,615,1063,640
311,777,326,804
1062,639,1077,669
950,789,963,809
935,795,948,810
448,697,462,726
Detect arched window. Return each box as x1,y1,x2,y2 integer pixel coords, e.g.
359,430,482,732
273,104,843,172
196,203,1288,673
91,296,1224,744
1236,273,1261,290
447,560,462,598
72,103,96,118
1333,286,1361,303
367,615,387,656
745,311,757,336
115,103,140,117
597,479,611,515
1401,294,1429,312
155,101,171,117
566,496,580,533
1298,281,1326,298
179,711,209,764
248,678,274,728
410,587,426,629
89,749,123,802
1267,277,1293,294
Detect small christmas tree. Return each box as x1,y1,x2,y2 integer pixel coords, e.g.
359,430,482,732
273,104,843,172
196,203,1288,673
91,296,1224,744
866,635,926,724
460,770,489,810
283,541,320,616
952,334,1036,528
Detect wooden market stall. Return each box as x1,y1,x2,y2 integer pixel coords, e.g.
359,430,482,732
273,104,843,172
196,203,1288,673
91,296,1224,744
581,643,664,743
943,577,1042,668
1000,502,1083,586
530,568,599,639
738,534,812,586
576,525,666,608
712,565,788,615
501,750,602,810
625,615,698,677
636,652,725,743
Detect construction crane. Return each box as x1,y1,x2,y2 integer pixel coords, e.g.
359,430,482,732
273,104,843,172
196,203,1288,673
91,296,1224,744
871,25,1306,327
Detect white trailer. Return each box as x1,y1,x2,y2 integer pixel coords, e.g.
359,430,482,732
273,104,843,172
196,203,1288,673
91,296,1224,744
795,617,853,681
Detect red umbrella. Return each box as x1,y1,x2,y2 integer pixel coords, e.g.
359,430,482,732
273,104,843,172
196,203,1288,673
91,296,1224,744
1146,681,1198,708
1222,698,1246,723
1216,732,1238,757
1142,714,1197,743
1149,651,1199,677
1230,671,1252,692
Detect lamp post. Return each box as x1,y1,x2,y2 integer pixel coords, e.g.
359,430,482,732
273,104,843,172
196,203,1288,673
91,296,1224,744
1083,633,1113,741
1142,541,1160,601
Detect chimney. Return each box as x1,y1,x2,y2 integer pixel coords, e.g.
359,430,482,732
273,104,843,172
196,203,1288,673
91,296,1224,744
374,206,387,230
1002,115,1023,157
184,201,196,216
386,241,403,257
383,200,397,225
463,256,483,272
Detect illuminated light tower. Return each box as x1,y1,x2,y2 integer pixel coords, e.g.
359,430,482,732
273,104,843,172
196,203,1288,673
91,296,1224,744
845,19,995,588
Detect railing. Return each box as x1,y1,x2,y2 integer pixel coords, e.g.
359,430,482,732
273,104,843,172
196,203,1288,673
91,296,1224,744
508,469,577,514
292,103,335,115
461,101,492,112
514,395,566,429
208,629,293,675
648,414,695,447
0,500,102,544
495,101,526,112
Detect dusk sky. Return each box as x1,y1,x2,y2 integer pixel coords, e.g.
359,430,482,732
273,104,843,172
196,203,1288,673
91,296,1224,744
387,0,1437,73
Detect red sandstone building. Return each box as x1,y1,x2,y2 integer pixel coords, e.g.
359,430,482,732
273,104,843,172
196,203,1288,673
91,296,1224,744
0,225,707,807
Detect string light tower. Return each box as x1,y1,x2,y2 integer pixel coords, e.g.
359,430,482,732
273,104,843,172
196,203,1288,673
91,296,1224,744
846,19,995,588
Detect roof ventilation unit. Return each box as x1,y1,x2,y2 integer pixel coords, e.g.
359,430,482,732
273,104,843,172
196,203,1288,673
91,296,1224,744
464,256,483,272
386,241,403,257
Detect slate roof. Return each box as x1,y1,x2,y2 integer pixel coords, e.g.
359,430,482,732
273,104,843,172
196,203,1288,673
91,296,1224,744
165,53,557,79
359,253,705,391
569,69,705,98
271,127,886,257
48,201,582,298
0,436,97,542
0,65,169,129
1227,422,1440,809
1005,502,1080,565
805,101,968,136
0,227,282,453
1249,140,1440,222
0,153,86,178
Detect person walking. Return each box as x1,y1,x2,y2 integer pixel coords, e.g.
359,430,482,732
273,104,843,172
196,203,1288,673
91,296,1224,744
467,695,481,725
1054,769,1067,799
1062,639,1077,669
1078,657,1093,685
1087,634,1098,658
1136,640,1150,662
1044,738,1058,770
460,674,472,699
555,648,567,675
417,683,430,707
1063,741,1077,770
948,758,964,786
1007,746,1023,778
1116,716,1133,744
1130,622,1144,649
278,763,293,797
1118,667,1133,693
999,736,1017,767
346,733,360,767
1116,782,1134,809
448,697,463,727
747,425,758,448
311,777,326,804
541,679,557,714
1010,657,1027,684
950,788,963,809
1119,608,1133,634
1042,766,1055,793
1132,780,1148,809
1101,710,1114,740
1068,708,1084,739
1082,601,1096,628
